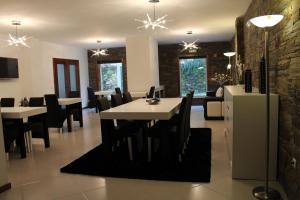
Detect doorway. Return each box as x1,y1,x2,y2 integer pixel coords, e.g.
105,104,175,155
53,58,80,98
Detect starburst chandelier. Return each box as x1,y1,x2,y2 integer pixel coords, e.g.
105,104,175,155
8,20,30,48
135,0,168,30
91,40,108,57
181,32,199,52
181,40,199,51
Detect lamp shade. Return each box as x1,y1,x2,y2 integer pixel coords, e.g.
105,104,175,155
249,15,283,28
224,52,236,57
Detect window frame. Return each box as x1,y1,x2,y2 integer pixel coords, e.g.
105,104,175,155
178,56,208,97
97,60,123,91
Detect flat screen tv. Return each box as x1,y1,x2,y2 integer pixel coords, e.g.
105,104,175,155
0,57,19,78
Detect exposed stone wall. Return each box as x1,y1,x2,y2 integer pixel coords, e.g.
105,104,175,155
158,42,232,97
88,47,127,91
241,0,300,199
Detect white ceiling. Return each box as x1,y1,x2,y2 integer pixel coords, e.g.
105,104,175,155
0,0,251,49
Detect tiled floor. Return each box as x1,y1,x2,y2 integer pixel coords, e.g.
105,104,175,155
1,106,287,200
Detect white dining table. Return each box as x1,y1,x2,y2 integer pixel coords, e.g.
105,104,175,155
1,107,49,158
100,98,182,120
58,98,83,132
94,90,115,96
58,98,81,105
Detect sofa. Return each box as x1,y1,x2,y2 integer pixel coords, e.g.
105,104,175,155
203,91,224,120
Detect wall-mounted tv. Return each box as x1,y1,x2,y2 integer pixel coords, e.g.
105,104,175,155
0,57,19,78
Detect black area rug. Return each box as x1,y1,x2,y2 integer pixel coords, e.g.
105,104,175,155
61,128,211,182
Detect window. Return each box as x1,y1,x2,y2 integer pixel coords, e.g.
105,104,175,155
99,62,123,91
179,57,207,97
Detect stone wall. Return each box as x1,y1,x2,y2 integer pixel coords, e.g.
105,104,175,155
240,0,300,199
158,42,232,97
88,42,231,97
88,47,127,91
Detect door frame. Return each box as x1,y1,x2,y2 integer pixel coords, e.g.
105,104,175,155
53,58,80,97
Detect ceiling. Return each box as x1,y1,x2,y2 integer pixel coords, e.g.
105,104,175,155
0,0,252,49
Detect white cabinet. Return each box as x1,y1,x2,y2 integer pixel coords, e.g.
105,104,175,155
224,86,279,180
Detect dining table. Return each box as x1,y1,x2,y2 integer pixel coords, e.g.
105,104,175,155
100,98,182,160
94,90,115,96
58,98,83,132
1,106,48,158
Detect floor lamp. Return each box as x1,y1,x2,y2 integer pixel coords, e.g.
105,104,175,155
249,14,284,200
224,52,236,84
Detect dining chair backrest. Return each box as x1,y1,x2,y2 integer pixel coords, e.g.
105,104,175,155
1,98,15,107
115,87,122,96
185,91,193,141
98,97,116,154
111,94,123,107
98,97,110,111
175,96,188,154
69,91,80,98
147,86,155,98
87,87,96,101
122,92,133,103
44,94,61,117
29,97,44,107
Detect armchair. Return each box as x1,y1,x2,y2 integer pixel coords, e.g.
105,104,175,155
203,91,224,120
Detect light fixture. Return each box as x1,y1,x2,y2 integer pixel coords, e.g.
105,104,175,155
8,20,30,48
181,31,199,52
249,15,284,28
224,52,236,70
249,14,284,200
181,40,199,52
91,40,108,57
135,0,168,30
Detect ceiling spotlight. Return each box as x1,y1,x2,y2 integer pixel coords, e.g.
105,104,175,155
8,20,30,48
135,0,169,30
91,40,108,57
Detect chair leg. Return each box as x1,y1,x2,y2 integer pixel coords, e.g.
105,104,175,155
178,154,182,162
28,131,32,152
147,137,152,162
127,137,133,161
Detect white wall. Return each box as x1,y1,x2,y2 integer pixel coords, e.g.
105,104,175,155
126,35,159,92
0,111,8,188
0,38,89,107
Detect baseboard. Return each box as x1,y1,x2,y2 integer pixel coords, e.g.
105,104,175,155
0,183,11,193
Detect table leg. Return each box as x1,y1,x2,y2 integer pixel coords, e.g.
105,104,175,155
42,113,50,148
79,102,83,127
66,105,72,132
15,119,26,159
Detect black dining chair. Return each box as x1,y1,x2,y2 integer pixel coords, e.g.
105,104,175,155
44,94,67,133
2,120,18,155
115,87,122,96
122,92,133,104
111,94,123,108
1,98,15,107
147,95,189,162
147,86,155,98
29,97,44,107
26,97,50,148
98,97,142,160
87,87,100,112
